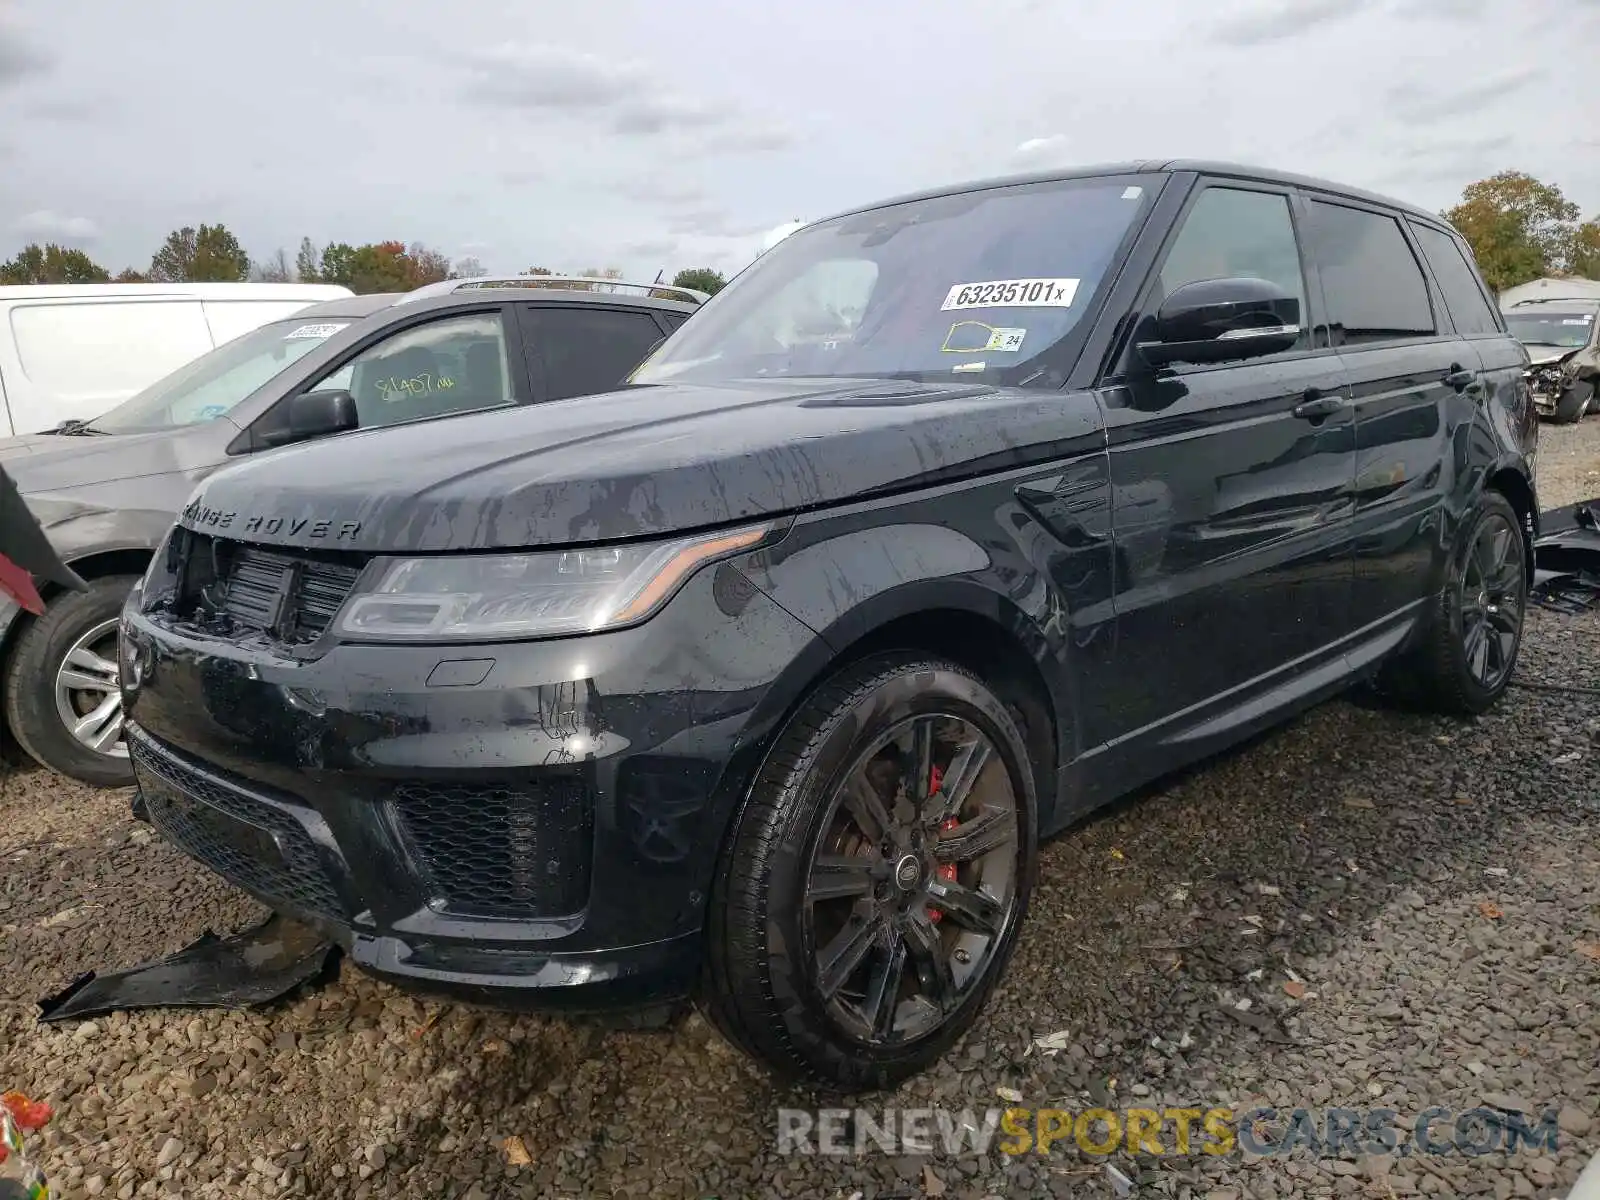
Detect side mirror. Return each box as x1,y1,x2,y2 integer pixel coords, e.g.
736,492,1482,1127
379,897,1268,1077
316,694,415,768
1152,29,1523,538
258,389,359,448
1138,277,1301,367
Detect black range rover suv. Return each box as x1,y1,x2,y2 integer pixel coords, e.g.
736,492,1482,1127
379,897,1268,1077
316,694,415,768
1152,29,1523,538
119,161,1538,1090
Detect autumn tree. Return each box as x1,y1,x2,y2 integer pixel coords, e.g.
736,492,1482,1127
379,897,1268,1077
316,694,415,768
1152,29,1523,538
251,248,293,282
524,266,554,275
149,224,250,282
314,241,454,294
672,267,726,296
1444,172,1581,293
114,268,148,282
451,257,488,279
1573,219,1600,281
0,243,112,284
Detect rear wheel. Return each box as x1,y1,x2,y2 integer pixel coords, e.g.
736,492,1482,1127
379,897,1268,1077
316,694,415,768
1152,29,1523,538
701,654,1036,1091
1377,493,1526,716
3,575,138,787
1551,379,1594,423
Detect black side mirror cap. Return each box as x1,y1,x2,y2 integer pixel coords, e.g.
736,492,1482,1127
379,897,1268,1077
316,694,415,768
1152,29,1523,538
255,389,360,449
1138,277,1302,367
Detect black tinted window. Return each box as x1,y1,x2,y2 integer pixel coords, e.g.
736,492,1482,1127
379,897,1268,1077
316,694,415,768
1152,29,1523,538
1307,201,1435,345
1410,222,1502,336
524,307,665,401
1157,186,1308,352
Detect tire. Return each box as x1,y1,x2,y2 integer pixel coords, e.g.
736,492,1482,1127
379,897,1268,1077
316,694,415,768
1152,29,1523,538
1551,379,1594,424
700,653,1038,1091
2,575,138,787
1377,492,1527,716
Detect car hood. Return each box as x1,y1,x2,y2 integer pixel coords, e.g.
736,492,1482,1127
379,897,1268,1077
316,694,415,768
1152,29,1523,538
179,377,1103,552
1524,347,1578,368
0,429,188,494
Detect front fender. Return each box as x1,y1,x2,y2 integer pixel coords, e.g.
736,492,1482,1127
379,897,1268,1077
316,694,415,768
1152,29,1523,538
44,506,173,565
736,515,1079,786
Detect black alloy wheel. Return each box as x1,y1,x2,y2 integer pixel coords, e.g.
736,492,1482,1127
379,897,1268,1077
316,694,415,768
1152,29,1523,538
702,654,1037,1091
1458,506,1525,695
802,711,1021,1046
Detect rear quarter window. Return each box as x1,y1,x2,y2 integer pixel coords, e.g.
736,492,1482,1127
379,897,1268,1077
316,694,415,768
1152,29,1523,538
1409,222,1503,337
10,300,213,397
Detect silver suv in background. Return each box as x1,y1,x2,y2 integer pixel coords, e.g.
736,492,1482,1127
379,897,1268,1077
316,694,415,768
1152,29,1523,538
1,276,701,785
1503,297,1599,422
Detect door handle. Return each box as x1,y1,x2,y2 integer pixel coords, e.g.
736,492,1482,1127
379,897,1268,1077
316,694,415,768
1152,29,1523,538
1443,366,1480,393
1293,392,1347,421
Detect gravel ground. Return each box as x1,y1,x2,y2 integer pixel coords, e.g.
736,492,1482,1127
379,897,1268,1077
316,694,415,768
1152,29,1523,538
1,422,1597,1200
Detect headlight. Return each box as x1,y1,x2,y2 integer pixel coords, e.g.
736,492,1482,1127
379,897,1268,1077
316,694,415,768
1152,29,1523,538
336,523,773,642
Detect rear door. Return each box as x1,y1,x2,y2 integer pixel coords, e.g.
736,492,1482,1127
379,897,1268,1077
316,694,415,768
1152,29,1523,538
1303,198,1469,632
517,304,675,402
1096,180,1356,743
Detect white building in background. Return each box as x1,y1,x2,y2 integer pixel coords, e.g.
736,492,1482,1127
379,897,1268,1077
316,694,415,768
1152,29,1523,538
1499,276,1600,309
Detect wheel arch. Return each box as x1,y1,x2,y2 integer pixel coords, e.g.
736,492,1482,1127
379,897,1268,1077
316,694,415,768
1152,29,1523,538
0,547,150,736
725,578,1069,842
1482,462,1538,584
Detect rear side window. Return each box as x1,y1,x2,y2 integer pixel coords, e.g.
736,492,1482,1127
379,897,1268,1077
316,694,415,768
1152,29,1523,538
1408,223,1503,336
1306,201,1435,345
9,300,212,395
523,307,667,400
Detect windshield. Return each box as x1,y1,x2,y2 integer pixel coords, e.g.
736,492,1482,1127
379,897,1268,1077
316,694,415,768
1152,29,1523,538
1505,310,1595,349
630,175,1160,389
89,317,355,434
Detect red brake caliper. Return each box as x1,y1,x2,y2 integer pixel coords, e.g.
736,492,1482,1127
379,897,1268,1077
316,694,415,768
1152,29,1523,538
927,764,958,922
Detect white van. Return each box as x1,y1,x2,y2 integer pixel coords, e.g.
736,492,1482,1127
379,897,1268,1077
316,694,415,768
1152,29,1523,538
0,282,353,435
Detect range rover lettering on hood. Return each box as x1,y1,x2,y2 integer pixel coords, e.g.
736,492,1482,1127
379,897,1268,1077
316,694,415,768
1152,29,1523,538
180,499,362,542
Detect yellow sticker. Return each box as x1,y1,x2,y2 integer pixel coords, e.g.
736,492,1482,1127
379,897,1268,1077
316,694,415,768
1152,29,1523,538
942,321,1026,354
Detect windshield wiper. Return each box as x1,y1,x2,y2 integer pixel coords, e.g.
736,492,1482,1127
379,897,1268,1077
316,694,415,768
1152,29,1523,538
44,419,108,436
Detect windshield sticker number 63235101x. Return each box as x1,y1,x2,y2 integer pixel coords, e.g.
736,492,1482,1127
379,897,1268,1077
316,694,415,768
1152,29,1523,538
941,278,1079,311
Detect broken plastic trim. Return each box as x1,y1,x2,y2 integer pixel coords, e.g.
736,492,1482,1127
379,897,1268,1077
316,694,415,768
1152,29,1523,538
1530,498,1600,614
37,914,339,1022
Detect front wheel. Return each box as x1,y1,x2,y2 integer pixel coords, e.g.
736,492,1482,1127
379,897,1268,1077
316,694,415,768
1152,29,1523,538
3,575,139,787
700,654,1037,1091
1378,492,1527,716
1551,379,1594,424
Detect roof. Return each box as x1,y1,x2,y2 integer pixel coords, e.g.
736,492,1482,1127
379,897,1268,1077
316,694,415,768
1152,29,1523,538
0,282,352,302
289,283,700,325
815,159,1445,228
294,292,402,318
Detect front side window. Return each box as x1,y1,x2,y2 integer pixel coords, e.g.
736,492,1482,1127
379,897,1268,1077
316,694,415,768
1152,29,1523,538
631,175,1159,389
1504,309,1595,350
1306,201,1435,346
1410,223,1502,336
1155,186,1309,351
310,312,515,429
91,317,352,434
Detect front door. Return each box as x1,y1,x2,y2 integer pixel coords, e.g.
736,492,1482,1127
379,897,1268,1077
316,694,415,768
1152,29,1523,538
1093,181,1357,746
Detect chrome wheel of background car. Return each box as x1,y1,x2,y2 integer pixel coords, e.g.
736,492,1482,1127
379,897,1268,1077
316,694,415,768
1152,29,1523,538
1459,512,1522,693
802,713,1019,1047
53,616,127,758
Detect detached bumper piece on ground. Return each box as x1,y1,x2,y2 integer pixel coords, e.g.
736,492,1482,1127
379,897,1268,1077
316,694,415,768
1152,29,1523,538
36,915,337,1022
1531,498,1600,614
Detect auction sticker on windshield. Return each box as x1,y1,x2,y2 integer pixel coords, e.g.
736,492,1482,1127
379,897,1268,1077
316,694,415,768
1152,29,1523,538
283,323,349,339
941,278,1079,311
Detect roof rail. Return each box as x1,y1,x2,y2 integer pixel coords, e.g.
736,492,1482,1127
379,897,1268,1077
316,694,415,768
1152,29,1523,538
391,274,709,306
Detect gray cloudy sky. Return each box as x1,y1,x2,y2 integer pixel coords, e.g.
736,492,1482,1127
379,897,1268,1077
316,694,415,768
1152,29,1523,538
2,0,1596,280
